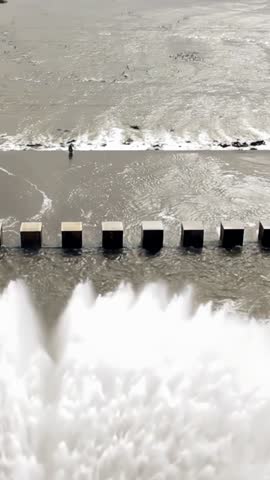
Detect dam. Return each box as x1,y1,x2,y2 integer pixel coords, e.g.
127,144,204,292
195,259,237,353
1,147,270,477
1,0,270,474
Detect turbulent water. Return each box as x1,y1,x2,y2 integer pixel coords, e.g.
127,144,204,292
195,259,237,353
0,0,270,150
1,0,270,476
1,280,270,478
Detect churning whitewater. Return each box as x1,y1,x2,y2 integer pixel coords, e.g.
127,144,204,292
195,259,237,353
1,281,270,478
0,128,270,152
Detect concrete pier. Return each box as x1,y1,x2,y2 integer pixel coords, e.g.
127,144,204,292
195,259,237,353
20,222,42,248
258,221,270,248
61,222,82,249
102,221,123,249
141,221,164,251
181,222,204,248
220,222,244,248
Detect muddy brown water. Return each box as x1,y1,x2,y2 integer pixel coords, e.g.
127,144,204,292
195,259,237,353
1,150,270,320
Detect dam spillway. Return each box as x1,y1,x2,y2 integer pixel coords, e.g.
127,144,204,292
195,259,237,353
1,0,270,474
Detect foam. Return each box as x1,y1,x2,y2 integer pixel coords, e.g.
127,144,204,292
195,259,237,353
0,128,269,152
25,179,52,220
0,281,50,480
2,281,270,477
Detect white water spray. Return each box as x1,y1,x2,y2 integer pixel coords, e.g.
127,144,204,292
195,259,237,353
1,281,270,479
0,128,270,151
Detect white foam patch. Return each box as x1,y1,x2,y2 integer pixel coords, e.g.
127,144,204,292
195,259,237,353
82,77,106,83
0,166,15,176
25,180,53,220
243,121,270,142
0,128,269,151
2,281,270,477
0,216,19,238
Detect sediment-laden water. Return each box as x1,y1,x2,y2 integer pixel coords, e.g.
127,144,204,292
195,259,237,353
0,150,270,320
1,0,270,476
0,0,270,150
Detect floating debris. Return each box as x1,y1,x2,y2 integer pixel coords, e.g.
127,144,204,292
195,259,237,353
122,138,134,145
